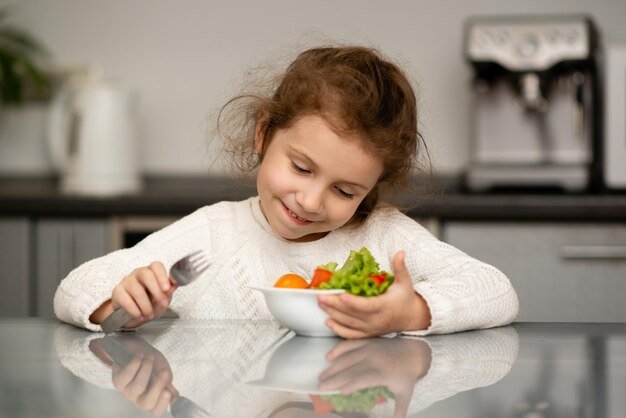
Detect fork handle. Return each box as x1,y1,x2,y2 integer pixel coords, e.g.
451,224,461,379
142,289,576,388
101,307,135,334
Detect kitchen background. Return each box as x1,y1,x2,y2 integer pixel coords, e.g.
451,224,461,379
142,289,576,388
1,0,626,177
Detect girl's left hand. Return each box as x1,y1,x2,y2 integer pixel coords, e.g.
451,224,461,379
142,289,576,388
318,251,431,339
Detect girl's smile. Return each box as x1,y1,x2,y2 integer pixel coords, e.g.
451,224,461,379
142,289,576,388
256,114,384,242
282,201,313,225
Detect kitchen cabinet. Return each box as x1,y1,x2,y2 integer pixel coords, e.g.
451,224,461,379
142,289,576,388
110,216,177,249
35,219,110,318
3,176,626,322
443,222,626,322
0,215,173,319
0,219,31,316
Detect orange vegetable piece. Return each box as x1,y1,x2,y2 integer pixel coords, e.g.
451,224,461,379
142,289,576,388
274,273,309,289
309,268,333,288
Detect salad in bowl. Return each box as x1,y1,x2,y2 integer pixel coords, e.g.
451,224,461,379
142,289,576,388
250,248,393,337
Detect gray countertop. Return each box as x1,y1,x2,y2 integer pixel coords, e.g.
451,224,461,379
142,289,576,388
2,175,626,220
1,318,625,417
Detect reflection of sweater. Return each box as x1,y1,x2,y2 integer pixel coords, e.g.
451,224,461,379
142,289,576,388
54,196,519,335
53,321,520,417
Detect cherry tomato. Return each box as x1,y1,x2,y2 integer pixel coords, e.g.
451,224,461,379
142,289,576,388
274,273,309,289
309,268,333,288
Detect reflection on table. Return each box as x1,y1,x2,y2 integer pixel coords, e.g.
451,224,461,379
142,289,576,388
54,320,518,417
1,319,625,417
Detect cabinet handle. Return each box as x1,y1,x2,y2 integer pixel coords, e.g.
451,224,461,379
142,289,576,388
561,245,626,260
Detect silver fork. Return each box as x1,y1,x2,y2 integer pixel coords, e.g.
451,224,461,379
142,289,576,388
101,250,210,334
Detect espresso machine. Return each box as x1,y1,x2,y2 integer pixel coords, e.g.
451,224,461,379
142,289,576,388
464,15,602,191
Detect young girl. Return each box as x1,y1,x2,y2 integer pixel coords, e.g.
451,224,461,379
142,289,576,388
54,45,519,338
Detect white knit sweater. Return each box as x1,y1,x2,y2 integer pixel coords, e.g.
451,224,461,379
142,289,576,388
53,196,519,334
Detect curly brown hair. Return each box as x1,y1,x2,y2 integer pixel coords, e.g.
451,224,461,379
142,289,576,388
217,45,428,225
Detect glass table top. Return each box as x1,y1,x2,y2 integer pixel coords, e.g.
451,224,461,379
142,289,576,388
0,319,624,417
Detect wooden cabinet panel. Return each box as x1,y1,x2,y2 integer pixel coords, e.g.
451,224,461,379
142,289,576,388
0,219,31,316
443,222,626,322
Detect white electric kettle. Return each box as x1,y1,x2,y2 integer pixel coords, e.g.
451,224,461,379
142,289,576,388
48,75,141,196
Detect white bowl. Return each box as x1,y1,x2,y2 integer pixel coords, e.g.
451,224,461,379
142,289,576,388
249,285,345,337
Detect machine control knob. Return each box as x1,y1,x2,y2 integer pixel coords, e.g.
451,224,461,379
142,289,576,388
517,33,540,58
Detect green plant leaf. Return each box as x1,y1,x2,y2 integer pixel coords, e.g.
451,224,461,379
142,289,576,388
17,54,50,94
0,53,23,104
0,25,49,57
0,7,51,105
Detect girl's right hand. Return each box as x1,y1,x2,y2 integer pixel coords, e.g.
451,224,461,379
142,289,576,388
112,262,177,329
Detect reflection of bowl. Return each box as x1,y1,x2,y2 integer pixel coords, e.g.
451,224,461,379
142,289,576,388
248,335,342,394
249,285,345,337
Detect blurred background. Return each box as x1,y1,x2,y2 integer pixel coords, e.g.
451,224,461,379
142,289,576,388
1,0,625,177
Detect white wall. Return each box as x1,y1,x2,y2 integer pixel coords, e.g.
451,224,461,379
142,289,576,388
2,0,626,176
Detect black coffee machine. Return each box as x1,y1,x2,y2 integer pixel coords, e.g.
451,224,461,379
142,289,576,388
464,15,602,191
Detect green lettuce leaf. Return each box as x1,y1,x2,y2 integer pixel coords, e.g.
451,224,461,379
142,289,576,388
319,247,394,296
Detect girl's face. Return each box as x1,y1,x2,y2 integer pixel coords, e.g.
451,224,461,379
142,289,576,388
256,114,384,242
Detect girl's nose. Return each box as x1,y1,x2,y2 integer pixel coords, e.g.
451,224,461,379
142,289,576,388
296,188,324,214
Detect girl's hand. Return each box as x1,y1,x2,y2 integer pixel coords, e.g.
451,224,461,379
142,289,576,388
111,262,177,329
318,251,431,339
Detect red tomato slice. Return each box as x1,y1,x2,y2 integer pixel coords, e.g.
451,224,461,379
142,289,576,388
309,268,333,288
369,274,387,285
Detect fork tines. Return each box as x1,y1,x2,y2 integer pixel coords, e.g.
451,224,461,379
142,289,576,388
186,250,211,273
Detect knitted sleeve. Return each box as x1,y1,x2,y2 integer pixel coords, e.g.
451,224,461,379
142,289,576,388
370,207,519,335
53,205,217,331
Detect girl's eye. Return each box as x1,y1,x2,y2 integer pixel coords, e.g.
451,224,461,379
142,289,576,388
335,187,354,199
291,162,310,174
